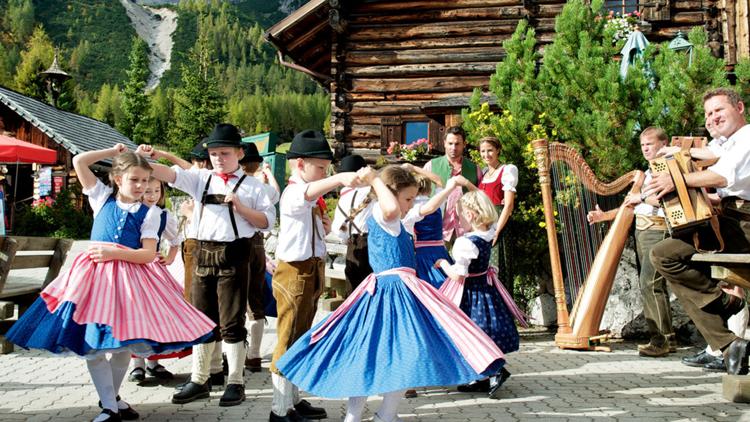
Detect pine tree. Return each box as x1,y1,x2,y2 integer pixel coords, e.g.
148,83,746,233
3,0,34,43
13,26,54,101
169,32,226,157
118,37,151,143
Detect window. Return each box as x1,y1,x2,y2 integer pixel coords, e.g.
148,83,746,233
404,121,428,145
604,0,638,15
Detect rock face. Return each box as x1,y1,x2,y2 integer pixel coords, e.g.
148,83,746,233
529,239,703,345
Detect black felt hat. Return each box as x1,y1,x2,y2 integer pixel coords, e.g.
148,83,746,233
287,130,333,160
339,154,366,172
190,139,209,160
239,142,263,164
203,123,242,148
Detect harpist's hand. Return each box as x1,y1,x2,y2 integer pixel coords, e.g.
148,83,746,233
646,172,675,199
586,204,605,225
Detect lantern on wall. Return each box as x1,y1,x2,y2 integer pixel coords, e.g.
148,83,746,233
668,31,694,66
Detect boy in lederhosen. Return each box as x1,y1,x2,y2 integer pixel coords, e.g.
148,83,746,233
270,130,360,422
139,123,275,407
331,154,373,290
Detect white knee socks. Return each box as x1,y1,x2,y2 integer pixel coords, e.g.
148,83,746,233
87,355,117,412
246,318,264,360
131,357,145,370
375,390,404,422
110,351,131,397
224,340,246,385
271,373,295,416
191,342,215,384
344,396,367,422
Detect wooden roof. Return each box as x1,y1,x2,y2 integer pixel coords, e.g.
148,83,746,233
0,85,137,156
264,0,332,84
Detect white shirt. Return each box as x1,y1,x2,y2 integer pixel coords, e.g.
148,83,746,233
445,227,496,276
372,200,424,238
634,170,665,217
708,124,750,199
84,180,160,241
707,136,729,157
483,164,519,192
275,174,328,262
331,186,373,241
171,166,276,242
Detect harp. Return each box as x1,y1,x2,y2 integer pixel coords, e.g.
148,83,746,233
533,139,644,351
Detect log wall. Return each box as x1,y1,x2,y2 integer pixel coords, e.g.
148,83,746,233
325,0,726,157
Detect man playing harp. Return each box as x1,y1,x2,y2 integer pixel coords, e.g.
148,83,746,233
587,127,675,357
649,88,750,375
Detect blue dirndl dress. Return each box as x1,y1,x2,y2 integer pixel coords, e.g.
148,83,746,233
275,211,505,398
414,209,452,289
6,196,215,357
459,235,520,353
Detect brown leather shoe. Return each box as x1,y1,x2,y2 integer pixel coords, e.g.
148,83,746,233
638,342,670,357
404,389,417,398
245,357,262,372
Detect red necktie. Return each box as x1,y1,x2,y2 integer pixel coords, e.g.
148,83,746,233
216,173,236,185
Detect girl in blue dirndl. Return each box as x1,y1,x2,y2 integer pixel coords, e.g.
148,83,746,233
438,190,530,399
276,166,505,422
6,145,215,422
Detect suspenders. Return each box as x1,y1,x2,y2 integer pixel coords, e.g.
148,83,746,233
336,190,363,236
198,174,248,240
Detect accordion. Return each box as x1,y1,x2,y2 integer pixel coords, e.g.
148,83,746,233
648,136,723,250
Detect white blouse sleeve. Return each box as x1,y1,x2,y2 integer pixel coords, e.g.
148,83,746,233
140,205,162,241
401,203,425,235
162,211,183,246
447,237,479,276
501,164,519,192
83,179,113,217
372,202,402,237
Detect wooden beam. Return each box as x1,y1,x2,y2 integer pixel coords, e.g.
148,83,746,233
348,20,518,41
346,92,479,102
672,11,707,24
347,62,499,77
348,35,506,51
354,0,523,12
345,46,505,65
350,75,489,93
286,19,330,52
348,6,526,23
350,102,428,116
738,0,750,60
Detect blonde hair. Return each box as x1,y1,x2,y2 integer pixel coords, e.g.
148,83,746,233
459,190,498,229
350,165,417,219
415,174,432,196
109,152,152,194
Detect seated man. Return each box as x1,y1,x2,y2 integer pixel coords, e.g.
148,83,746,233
648,88,750,375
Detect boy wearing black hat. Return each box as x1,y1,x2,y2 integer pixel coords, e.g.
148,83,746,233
270,130,360,422
239,141,280,373
331,154,374,290
137,123,276,407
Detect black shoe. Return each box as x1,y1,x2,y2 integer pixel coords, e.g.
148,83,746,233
97,396,138,420
245,357,262,372
146,364,174,380
269,410,311,422
488,367,511,399
404,389,417,398
725,338,750,375
682,350,719,367
172,381,210,404
127,368,145,383
219,383,245,407
209,372,224,390
92,409,121,422
294,399,327,419
457,378,490,393
703,357,727,372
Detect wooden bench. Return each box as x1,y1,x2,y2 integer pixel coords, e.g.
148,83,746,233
692,253,750,403
0,236,73,353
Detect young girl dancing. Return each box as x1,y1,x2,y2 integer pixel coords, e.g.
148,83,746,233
437,190,529,399
275,165,505,422
128,177,184,383
6,145,215,422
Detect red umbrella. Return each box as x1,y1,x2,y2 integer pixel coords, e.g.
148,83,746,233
0,134,57,164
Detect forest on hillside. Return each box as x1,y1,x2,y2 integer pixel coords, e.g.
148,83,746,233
0,0,328,156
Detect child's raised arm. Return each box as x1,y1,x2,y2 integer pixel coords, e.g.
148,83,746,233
305,172,360,202
135,145,177,183
359,167,400,222
150,147,192,170
73,144,127,191
419,176,459,216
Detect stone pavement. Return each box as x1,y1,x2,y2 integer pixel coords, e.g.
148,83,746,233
2,242,750,421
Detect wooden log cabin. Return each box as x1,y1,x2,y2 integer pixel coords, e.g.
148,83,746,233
265,0,750,159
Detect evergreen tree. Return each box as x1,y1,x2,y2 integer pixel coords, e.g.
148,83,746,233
118,37,151,143
736,57,750,104
3,0,34,43
169,32,226,157
93,83,122,128
13,26,54,101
